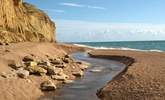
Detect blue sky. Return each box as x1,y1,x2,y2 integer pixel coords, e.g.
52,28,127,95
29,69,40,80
26,0,165,42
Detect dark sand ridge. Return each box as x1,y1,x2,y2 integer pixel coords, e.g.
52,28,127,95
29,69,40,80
89,49,165,100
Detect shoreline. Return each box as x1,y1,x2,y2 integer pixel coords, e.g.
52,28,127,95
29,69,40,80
88,49,165,100
72,43,164,53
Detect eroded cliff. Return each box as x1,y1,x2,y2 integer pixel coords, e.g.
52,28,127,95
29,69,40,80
0,0,55,44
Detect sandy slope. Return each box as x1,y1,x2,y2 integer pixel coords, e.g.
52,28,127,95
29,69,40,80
0,42,83,100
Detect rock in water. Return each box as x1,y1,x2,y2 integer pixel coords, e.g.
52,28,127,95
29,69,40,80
40,80,56,91
0,0,55,44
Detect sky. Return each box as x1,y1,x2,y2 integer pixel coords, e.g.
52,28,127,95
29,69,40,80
25,0,165,42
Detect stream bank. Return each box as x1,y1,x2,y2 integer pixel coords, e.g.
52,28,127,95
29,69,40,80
40,52,126,100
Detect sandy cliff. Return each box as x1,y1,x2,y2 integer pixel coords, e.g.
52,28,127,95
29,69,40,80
0,0,55,44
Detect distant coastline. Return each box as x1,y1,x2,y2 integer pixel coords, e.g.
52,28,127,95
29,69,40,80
70,40,165,52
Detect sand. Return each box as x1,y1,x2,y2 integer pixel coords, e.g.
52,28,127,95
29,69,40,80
89,49,165,100
0,42,84,100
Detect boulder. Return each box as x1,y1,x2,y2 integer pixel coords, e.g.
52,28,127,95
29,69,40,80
51,74,67,81
73,70,84,77
51,75,66,81
8,62,25,70
30,61,38,66
47,67,63,75
63,58,70,63
40,80,56,91
22,56,34,62
25,66,47,75
76,61,90,70
50,59,62,65
64,55,70,58
51,72,69,81
38,61,51,68
16,69,29,78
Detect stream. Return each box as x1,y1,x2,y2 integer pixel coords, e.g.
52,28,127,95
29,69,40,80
40,52,126,100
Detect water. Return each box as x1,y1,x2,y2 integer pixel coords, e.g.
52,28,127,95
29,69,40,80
39,53,125,100
73,40,165,51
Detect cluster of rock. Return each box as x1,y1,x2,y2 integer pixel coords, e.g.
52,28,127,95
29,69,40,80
1,54,89,91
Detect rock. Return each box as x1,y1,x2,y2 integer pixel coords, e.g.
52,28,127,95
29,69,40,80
25,66,47,75
51,72,69,81
76,61,83,64
80,64,89,70
41,61,51,67
47,67,63,75
50,59,61,65
51,75,67,81
24,61,38,67
16,69,29,78
8,62,25,70
76,61,90,70
55,64,66,68
64,55,70,58
30,61,38,66
22,56,34,62
38,61,51,69
40,80,56,91
59,72,69,79
73,70,84,77
63,58,70,63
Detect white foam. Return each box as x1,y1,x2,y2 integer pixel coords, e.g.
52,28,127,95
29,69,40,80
73,44,164,52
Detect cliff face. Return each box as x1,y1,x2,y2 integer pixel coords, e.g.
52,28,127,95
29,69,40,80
0,0,55,44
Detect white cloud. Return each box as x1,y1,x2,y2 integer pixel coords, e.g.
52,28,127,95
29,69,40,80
60,3,84,7
87,6,106,10
60,2,106,10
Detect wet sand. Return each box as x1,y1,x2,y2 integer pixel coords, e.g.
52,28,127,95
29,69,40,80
89,49,165,100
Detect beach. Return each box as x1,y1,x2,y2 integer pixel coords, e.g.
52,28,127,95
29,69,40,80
0,42,87,100
0,42,165,100
89,49,165,100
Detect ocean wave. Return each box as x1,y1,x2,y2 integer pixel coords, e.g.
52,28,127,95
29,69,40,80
73,44,163,52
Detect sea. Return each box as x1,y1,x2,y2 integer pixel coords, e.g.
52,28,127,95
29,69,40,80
72,40,165,52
